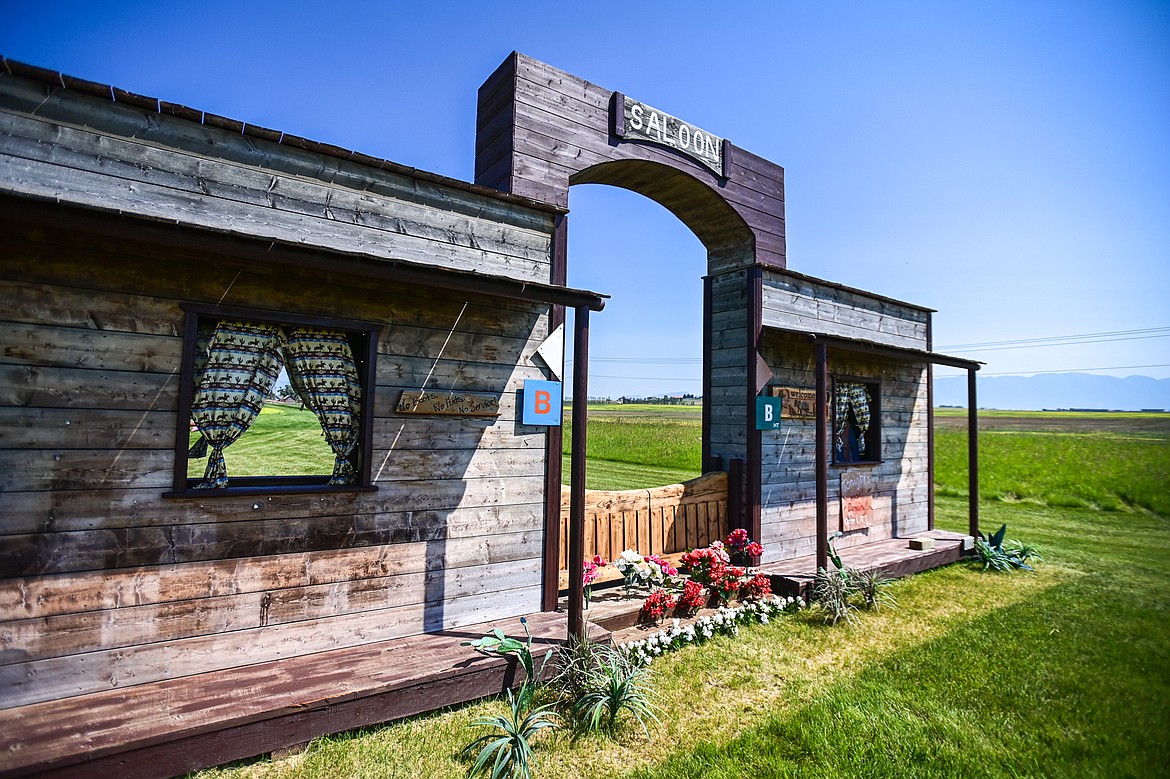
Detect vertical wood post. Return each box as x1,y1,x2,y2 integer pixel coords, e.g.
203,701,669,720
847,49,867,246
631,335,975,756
568,306,590,639
541,214,569,611
748,267,763,546
728,457,744,531
814,341,829,573
927,362,936,531
702,274,713,471
967,367,979,538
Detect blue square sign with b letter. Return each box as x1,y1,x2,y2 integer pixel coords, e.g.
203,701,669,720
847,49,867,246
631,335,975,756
756,396,782,430
523,379,562,426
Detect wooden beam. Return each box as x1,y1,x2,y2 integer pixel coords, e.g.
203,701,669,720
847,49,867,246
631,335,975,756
567,306,590,639
541,213,569,612
968,367,979,538
814,341,829,572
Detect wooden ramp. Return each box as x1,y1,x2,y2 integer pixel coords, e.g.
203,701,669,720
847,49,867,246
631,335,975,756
0,612,600,779
757,529,973,599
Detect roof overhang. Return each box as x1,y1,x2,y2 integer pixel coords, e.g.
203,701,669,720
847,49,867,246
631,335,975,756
760,326,981,370
0,194,607,312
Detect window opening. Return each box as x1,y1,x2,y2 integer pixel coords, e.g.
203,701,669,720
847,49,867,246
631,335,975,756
176,306,377,494
832,379,880,464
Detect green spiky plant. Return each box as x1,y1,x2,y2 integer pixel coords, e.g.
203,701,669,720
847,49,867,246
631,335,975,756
812,566,859,626
462,689,559,779
461,617,553,709
974,524,1044,572
812,532,859,625
461,618,559,778
547,627,614,705
848,566,897,611
570,653,660,738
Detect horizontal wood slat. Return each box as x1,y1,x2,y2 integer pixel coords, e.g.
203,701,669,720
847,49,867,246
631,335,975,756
557,472,728,571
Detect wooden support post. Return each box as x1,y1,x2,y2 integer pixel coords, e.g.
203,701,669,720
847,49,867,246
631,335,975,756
814,341,829,573
568,306,590,639
927,362,936,531
728,457,744,531
968,366,979,538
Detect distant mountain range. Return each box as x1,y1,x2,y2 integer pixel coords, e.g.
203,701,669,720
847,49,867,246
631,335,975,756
933,373,1169,411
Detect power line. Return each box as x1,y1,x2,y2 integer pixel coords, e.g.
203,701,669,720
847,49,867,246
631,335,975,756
939,326,1170,352
936,363,1170,378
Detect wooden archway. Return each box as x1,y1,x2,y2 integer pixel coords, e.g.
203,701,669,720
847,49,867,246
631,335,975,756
475,52,787,621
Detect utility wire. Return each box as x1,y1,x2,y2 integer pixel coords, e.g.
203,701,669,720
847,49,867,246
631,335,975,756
936,363,1170,377
938,326,1170,352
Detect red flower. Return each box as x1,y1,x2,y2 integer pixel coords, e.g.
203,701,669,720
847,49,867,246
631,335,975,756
640,588,677,622
676,579,707,614
742,573,772,601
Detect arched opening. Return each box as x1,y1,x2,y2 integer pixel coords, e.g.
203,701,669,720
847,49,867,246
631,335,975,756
562,184,706,489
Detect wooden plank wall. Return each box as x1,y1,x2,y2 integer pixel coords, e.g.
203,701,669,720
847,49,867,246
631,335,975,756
707,261,753,466
757,331,931,563
0,72,555,285
475,52,783,274
555,472,728,572
761,270,930,352
0,209,556,710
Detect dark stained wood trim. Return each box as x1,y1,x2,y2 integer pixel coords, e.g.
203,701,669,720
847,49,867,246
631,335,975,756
748,267,763,542
702,274,713,470
927,361,936,531
968,367,979,538
567,306,590,638
541,213,569,612
0,198,604,312
814,341,829,573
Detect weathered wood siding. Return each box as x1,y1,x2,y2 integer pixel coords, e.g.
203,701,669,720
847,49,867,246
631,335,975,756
0,72,562,710
758,331,930,563
762,269,930,352
0,70,556,284
475,52,783,273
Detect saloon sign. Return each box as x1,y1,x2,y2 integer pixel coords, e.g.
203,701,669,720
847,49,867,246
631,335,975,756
612,92,726,176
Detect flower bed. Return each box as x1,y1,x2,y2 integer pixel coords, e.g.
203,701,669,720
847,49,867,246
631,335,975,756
620,595,804,667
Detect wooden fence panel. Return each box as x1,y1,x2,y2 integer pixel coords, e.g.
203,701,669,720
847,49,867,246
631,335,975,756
557,472,728,573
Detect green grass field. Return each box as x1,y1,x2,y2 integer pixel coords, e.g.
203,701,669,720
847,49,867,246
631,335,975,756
187,404,336,479
193,406,1170,779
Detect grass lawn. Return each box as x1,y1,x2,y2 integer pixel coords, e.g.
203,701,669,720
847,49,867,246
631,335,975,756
193,409,1170,779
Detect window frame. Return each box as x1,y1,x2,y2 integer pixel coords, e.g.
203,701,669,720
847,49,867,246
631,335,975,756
166,302,381,498
830,375,882,467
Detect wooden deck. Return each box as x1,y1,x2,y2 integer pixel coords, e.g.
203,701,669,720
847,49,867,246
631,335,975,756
756,529,973,599
0,612,600,779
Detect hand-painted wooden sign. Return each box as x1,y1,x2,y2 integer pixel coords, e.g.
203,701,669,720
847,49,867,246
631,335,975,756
777,386,817,419
840,471,873,531
612,92,726,176
396,390,500,417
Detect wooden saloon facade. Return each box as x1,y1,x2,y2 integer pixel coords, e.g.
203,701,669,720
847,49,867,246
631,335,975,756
0,52,978,777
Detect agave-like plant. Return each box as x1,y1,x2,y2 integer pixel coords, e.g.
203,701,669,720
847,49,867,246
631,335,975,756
547,627,616,704
571,654,660,738
463,689,559,779
461,617,553,709
812,566,859,626
974,524,1044,572
848,566,897,611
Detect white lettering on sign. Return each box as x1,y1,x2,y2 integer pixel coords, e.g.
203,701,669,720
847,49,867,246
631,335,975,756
614,93,726,177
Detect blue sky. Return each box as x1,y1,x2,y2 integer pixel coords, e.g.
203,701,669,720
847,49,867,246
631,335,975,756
3,1,1167,399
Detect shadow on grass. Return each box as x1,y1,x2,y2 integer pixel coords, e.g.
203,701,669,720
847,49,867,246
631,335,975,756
631,566,1170,778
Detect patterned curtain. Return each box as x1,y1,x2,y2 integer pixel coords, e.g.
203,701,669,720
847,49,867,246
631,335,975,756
833,382,873,457
282,326,363,485
188,320,285,488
